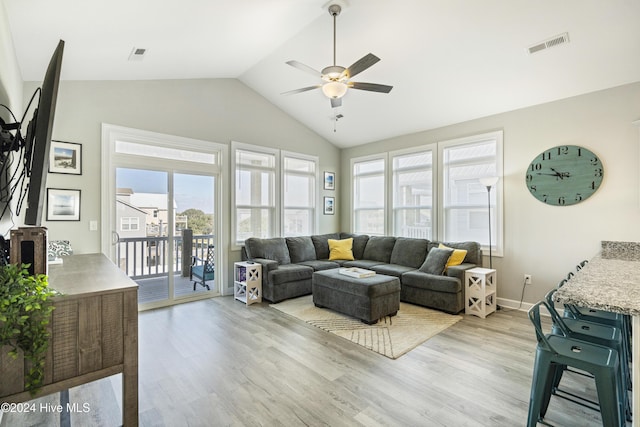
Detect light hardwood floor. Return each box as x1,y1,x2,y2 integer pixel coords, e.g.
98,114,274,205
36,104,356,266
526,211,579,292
2,295,625,426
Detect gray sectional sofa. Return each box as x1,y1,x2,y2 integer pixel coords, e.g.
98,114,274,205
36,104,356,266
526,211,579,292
243,233,482,314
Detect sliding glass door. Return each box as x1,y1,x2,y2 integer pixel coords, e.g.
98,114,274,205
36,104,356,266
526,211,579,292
102,124,226,310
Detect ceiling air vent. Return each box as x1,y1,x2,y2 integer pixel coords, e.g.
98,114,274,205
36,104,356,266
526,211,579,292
527,32,570,55
128,47,147,61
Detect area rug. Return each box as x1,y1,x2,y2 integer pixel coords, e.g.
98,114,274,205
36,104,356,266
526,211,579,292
270,295,462,359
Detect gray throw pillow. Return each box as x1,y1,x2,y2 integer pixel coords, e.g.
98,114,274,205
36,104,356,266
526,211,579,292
419,247,454,275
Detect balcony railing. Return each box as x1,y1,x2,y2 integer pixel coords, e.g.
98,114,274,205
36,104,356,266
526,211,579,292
116,234,214,280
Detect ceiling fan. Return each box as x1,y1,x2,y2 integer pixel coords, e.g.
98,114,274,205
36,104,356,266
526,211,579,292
282,3,393,108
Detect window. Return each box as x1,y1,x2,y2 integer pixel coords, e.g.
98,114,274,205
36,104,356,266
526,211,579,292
233,145,277,245
282,153,317,236
352,156,386,235
232,143,319,246
439,131,503,255
120,217,139,231
391,147,435,239
349,131,503,257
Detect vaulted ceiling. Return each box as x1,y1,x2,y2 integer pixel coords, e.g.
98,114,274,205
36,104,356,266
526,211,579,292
4,0,640,148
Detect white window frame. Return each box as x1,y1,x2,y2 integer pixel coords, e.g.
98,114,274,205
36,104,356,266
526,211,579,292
350,153,388,235
231,141,280,248
437,130,504,256
390,144,437,239
281,151,319,237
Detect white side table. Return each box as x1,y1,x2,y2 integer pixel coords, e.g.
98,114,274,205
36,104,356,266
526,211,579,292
465,267,497,318
234,262,262,305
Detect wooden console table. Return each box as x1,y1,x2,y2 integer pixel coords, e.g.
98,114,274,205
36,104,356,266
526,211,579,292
0,253,138,426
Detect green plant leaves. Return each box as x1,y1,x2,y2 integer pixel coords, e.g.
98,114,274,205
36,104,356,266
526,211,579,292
0,263,56,395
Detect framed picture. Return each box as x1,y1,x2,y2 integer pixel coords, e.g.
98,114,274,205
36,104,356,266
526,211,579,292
47,188,81,221
49,140,82,175
323,171,335,190
323,196,335,215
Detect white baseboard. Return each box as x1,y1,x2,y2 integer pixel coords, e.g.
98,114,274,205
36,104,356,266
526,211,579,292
496,297,557,317
496,297,532,313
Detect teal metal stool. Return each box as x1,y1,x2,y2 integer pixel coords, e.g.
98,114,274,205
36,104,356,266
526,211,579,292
545,289,631,421
559,277,632,389
527,301,626,427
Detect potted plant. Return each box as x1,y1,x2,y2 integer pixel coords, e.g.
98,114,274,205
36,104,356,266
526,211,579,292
0,263,57,394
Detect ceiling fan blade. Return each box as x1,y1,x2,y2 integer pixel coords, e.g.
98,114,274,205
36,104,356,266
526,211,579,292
330,97,342,108
350,82,393,93
281,85,321,95
286,60,322,78
342,53,380,79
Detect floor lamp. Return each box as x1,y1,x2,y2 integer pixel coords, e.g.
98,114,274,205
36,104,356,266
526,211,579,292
479,176,499,269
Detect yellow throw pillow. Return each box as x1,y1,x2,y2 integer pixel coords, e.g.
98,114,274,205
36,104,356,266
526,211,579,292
328,238,355,261
439,243,467,269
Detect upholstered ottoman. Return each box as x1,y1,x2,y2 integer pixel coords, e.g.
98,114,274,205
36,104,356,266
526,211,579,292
312,269,401,324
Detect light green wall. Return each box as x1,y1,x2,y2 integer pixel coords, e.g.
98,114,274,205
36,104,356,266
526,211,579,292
21,79,340,276
340,81,640,307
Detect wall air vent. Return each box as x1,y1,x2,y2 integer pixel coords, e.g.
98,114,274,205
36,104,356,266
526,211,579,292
527,32,570,55
128,47,147,61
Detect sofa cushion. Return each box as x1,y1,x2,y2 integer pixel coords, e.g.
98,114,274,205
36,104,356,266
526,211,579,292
340,233,369,259
311,233,341,260
439,243,467,269
286,236,317,263
419,247,453,275
328,238,355,261
343,260,385,270
372,263,416,278
269,264,313,285
298,260,340,271
401,270,462,293
362,236,396,263
430,241,481,265
245,237,291,265
390,238,429,269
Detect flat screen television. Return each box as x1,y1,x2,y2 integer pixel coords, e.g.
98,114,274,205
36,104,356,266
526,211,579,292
24,40,65,226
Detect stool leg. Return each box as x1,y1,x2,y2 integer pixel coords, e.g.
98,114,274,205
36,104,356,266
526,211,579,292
528,351,555,427
594,368,623,427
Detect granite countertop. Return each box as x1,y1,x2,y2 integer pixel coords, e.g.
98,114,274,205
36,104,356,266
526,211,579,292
554,241,640,316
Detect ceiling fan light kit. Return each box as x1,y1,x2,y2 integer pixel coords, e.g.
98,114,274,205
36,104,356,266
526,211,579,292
283,3,393,110
322,81,348,99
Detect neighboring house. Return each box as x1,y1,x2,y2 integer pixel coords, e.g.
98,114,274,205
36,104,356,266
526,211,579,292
116,189,178,237
115,195,148,239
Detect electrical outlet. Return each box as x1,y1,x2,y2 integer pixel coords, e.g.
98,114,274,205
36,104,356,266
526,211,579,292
524,274,532,285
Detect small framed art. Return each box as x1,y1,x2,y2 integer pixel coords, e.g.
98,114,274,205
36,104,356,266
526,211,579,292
323,171,335,190
49,140,82,175
323,196,335,215
47,188,81,221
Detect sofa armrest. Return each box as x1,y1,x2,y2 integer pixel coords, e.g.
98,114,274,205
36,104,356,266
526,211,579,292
248,257,279,287
446,263,476,281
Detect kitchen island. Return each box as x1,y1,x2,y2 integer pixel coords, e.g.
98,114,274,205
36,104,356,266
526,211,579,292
554,241,640,426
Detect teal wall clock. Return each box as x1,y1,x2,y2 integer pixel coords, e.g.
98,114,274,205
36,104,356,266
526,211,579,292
526,145,604,206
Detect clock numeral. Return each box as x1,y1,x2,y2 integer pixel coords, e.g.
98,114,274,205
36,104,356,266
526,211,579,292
542,194,548,203
594,168,603,177
557,146,569,155
529,185,537,192
590,157,600,166
590,181,596,190
526,174,533,182
577,147,582,157
542,152,552,161
530,163,542,172
575,193,583,202
558,197,566,205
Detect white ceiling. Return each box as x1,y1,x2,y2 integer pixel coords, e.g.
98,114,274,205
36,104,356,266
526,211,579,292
4,0,640,148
